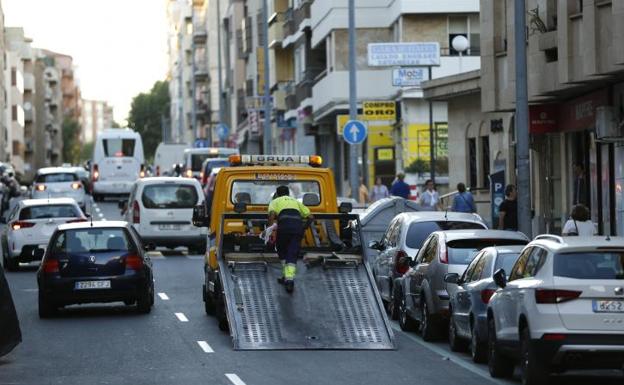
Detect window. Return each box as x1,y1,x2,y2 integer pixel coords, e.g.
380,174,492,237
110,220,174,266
103,139,135,157
20,205,80,220
481,136,490,188
294,45,305,84
554,252,624,280
462,252,481,282
468,138,477,188
230,180,321,206
35,173,78,183
509,247,532,281
52,228,133,254
523,248,547,277
422,236,438,264
470,253,488,281
448,15,480,56
11,68,16,86
11,105,17,122
405,221,486,250
493,252,522,277
447,238,528,265
142,184,199,209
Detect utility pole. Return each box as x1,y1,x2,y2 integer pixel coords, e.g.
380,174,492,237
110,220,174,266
177,29,184,143
428,66,434,183
262,0,272,154
190,4,198,141
216,0,223,147
348,0,358,199
515,0,532,236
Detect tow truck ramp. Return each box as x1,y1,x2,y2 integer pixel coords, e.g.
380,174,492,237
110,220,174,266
219,254,395,350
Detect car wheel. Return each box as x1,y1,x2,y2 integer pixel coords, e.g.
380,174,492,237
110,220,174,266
398,295,418,331
136,285,153,314
520,327,549,385
388,283,401,320
216,291,229,332
203,283,215,315
448,309,468,352
470,319,488,363
488,317,515,378
420,299,438,341
38,290,57,319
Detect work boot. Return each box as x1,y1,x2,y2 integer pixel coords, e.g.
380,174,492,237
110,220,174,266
285,280,294,293
277,276,285,285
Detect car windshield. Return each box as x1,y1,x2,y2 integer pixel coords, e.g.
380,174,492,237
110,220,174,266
554,252,624,280
204,159,229,174
35,173,78,183
405,221,486,249
103,138,135,157
191,154,213,171
447,239,527,265
55,228,133,254
493,252,522,276
20,205,80,220
142,184,198,209
230,180,321,205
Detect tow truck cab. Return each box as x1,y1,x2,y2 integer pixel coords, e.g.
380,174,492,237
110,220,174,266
192,155,395,350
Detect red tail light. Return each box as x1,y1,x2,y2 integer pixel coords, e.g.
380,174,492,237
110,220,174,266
535,289,582,304
542,333,567,341
42,259,59,274
480,289,496,304
11,221,35,231
92,164,99,181
71,182,82,190
156,166,160,176
394,250,410,275
132,201,140,224
439,243,448,264
125,254,143,270
200,171,206,185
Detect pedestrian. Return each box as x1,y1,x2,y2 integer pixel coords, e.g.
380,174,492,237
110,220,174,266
358,177,369,205
390,172,410,199
268,185,312,293
498,184,518,231
562,204,596,236
451,182,476,213
370,177,390,202
419,179,441,211
572,163,587,206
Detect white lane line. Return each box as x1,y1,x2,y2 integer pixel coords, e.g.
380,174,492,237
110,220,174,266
225,374,246,385
175,312,189,322
390,323,510,385
98,213,104,218
186,255,204,260
157,292,169,300
95,207,101,213
102,218,107,221
149,253,165,260
197,341,214,353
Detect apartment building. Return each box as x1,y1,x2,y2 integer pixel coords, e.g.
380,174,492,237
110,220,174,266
424,0,624,235
82,100,113,144
52,52,82,122
0,6,7,163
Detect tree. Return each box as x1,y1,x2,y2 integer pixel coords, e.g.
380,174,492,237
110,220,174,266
127,80,170,160
62,118,81,164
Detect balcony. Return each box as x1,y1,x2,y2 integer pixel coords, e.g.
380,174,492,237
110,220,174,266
44,68,59,84
284,81,297,111
282,9,295,39
24,104,34,123
23,73,34,91
293,0,311,30
194,59,209,82
193,24,207,44
268,12,285,48
236,88,247,122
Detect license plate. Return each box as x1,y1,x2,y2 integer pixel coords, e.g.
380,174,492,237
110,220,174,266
75,280,111,290
158,224,181,231
593,300,624,313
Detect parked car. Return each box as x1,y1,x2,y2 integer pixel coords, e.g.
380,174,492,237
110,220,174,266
487,235,624,385
369,211,487,319
200,158,229,186
37,221,154,317
122,177,207,253
444,245,524,362
153,142,188,176
2,198,86,271
395,229,529,341
62,165,91,193
32,167,87,211
182,147,238,179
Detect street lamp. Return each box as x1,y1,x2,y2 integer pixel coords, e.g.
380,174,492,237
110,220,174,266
451,35,469,72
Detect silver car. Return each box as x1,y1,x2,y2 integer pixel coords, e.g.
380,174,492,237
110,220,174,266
395,229,529,341
31,167,86,211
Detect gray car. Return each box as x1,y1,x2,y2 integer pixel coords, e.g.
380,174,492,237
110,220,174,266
444,245,524,362
395,230,529,341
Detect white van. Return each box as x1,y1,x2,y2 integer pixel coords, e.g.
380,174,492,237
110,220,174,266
153,142,188,176
92,129,145,201
182,147,239,179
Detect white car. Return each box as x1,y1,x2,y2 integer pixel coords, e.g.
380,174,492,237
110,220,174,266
2,198,86,271
487,235,624,385
123,177,207,253
31,167,87,211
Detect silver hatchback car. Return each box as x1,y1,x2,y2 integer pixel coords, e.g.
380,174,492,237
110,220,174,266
395,229,529,341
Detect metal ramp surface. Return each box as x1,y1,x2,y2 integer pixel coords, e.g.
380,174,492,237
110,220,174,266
219,258,395,350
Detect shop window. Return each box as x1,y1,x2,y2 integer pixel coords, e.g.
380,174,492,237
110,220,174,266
11,68,16,86
481,136,490,188
494,1,508,53
448,15,480,56
11,105,17,121
468,138,477,189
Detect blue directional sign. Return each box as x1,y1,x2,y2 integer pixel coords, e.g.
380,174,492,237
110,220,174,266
216,123,230,141
342,120,368,145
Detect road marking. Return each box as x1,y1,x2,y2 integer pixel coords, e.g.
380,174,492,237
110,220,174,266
148,252,165,260
95,207,101,213
157,292,169,300
186,255,204,260
197,340,214,353
101,218,107,221
390,323,511,385
225,374,246,385
98,213,104,218
175,312,188,322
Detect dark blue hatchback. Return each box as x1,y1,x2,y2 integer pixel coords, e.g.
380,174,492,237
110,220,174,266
37,221,154,318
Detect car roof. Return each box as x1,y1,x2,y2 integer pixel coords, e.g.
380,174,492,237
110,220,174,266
400,211,486,224
36,167,78,175
530,235,624,252
20,198,78,207
434,229,529,242
135,177,200,185
57,220,129,231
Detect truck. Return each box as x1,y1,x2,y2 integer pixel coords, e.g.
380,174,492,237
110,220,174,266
192,154,395,350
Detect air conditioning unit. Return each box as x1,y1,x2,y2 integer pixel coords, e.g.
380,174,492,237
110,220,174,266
595,106,619,139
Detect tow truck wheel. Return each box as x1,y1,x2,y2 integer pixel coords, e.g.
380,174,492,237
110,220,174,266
216,292,229,332
203,282,215,315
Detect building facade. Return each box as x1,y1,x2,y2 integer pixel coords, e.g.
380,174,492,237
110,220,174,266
0,5,7,163
81,100,114,144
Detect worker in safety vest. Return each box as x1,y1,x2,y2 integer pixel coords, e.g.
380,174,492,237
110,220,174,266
268,185,311,293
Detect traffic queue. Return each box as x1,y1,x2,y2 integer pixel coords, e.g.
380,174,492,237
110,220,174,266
1,138,623,384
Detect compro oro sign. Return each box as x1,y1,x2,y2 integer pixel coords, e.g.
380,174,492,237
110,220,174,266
368,42,440,67
392,68,426,87
363,101,396,121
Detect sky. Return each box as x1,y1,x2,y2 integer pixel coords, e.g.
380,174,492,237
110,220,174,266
3,0,170,125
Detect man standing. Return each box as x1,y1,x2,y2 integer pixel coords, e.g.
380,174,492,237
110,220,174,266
419,179,441,211
268,185,311,293
498,184,518,231
390,173,410,199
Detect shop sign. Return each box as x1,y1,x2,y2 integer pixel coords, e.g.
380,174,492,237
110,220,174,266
529,104,558,134
363,101,396,121
392,68,426,87
377,148,394,161
368,42,440,67
559,89,608,132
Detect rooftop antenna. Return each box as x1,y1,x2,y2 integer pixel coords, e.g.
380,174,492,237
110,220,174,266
89,200,94,227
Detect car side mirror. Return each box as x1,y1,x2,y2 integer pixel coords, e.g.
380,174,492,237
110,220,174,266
338,202,352,214
144,243,156,252
33,248,45,260
368,240,383,250
493,268,507,288
192,204,209,227
234,201,247,214
444,273,460,284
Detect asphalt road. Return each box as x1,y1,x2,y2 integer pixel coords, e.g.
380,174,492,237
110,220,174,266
1,200,623,385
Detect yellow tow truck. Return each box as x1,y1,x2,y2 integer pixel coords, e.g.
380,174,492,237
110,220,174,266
192,155,394,350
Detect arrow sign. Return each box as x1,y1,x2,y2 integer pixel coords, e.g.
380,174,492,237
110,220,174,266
342,120,367,145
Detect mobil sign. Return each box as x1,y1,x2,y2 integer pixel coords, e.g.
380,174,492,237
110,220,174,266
392,68,426,87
